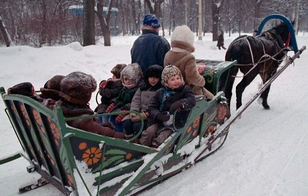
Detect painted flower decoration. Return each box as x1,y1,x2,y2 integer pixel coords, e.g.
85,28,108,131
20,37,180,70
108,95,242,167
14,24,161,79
82,147,102,166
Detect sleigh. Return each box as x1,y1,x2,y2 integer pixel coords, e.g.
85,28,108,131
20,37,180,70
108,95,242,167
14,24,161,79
0,60,236,195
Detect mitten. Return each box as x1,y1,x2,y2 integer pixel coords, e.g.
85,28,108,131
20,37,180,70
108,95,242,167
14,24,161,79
116,112,128,124
99,80,107,89
106,102,115,113
156,113,170,122
101,122,115,130
169,101,183,113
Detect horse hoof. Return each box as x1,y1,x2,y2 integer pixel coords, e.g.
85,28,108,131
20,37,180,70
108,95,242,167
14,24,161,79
263,105,270,110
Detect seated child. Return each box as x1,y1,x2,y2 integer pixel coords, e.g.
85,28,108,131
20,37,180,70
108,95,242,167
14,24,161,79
95,64,127,123
140,65,196,147
39,75,65,109
7,82,42,102
105,63,146,132
56,71,124,139
122,64,163,141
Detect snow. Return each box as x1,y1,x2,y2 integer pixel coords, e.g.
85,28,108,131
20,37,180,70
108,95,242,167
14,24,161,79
0,32,308,196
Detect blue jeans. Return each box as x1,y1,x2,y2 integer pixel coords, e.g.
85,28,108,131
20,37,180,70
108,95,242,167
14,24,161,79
109,115,123,132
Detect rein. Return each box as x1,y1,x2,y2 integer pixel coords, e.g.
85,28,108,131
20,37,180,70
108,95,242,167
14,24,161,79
232,32,288,78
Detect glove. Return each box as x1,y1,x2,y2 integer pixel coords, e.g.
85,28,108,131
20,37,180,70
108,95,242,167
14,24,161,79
106,102,115,113
156,113,170,122
121,104,130,110
130,112,148,123
116,112,128,124
101,122,115,130
169,101,183,113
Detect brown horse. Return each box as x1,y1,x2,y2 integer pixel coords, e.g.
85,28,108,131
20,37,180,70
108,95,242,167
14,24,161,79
223,22,292,110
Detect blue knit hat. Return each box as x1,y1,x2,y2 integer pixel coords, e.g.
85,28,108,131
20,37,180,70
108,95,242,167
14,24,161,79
143,14,161,28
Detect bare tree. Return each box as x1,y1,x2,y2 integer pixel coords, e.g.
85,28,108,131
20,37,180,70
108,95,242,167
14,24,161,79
97,0,114,46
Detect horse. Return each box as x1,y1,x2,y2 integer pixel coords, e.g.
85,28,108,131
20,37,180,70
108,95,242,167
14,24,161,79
223,21,292,110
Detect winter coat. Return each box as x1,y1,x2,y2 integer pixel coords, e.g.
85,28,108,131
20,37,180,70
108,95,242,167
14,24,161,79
131,29,170,73
217,34,224,47
56,100,124,139
95,78,123,114
164,41,205,95
110,79,146,112
148,84,196,131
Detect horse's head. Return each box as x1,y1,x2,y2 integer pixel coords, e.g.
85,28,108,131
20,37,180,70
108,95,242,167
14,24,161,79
272,21,293,49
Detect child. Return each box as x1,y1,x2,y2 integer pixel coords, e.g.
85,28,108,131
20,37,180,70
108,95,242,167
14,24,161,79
95,64,127,123
56,71,124,139
140,65,196,147
106,63,146,132
122,64,163,141
163,25,214,99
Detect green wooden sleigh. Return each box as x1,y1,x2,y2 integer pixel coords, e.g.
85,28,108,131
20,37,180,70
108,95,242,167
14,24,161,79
0,60,236,195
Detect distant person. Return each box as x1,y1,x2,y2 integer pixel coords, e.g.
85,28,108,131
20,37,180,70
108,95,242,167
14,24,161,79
217,30,226,50
253,29,258,36
140,65,196,147
164,25,214,99
131,14,170,73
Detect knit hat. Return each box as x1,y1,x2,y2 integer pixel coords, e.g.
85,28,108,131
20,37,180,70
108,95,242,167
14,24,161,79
40,75,65,100
161,65,184,88
143,14,161,28
111,64,127,79
59,71,97,105
7,82,34,96
171,25,195,46
120,63,143,88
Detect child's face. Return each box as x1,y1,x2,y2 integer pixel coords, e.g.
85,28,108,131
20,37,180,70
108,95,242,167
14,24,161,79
123,76,133,85
148,77,160,86
167,75,182,89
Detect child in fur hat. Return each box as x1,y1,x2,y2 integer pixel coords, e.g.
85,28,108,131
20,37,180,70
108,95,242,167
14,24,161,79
56,71,124,139
106,63,146,132
140,65,196,147
163,25,214,99
122,64,163,141
94,64,127,123
7,82,43,102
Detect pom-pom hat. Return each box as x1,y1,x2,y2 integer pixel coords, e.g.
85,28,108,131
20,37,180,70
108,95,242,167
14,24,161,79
143,14,161,28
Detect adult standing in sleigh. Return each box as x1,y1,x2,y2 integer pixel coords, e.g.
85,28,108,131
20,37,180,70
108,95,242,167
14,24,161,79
131,14,170,73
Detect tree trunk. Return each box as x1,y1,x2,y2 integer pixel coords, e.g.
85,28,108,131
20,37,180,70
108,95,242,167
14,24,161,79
0,17,11,47
83,0,95,46
97,0,113,46
212,1,219,41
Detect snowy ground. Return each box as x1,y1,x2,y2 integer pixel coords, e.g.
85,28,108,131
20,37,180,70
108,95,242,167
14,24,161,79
0,32,307,196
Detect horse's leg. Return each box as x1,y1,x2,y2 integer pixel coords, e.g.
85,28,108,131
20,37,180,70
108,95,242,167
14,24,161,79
260,69,277,109
235,70,259,109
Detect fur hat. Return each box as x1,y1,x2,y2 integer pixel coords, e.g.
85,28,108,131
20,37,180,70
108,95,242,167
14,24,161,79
171,25,195,46
40,75,64,100
143,14,161,28
111,64,127,79
161,65,184,88
59,71,97,105
145,64,163,79
7,82,34,96
120,63,143,88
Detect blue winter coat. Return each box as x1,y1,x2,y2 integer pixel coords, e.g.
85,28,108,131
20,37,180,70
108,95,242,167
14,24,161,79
131,29,170,73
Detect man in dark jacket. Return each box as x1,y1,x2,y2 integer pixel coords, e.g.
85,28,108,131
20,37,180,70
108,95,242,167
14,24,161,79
131,14,170,73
